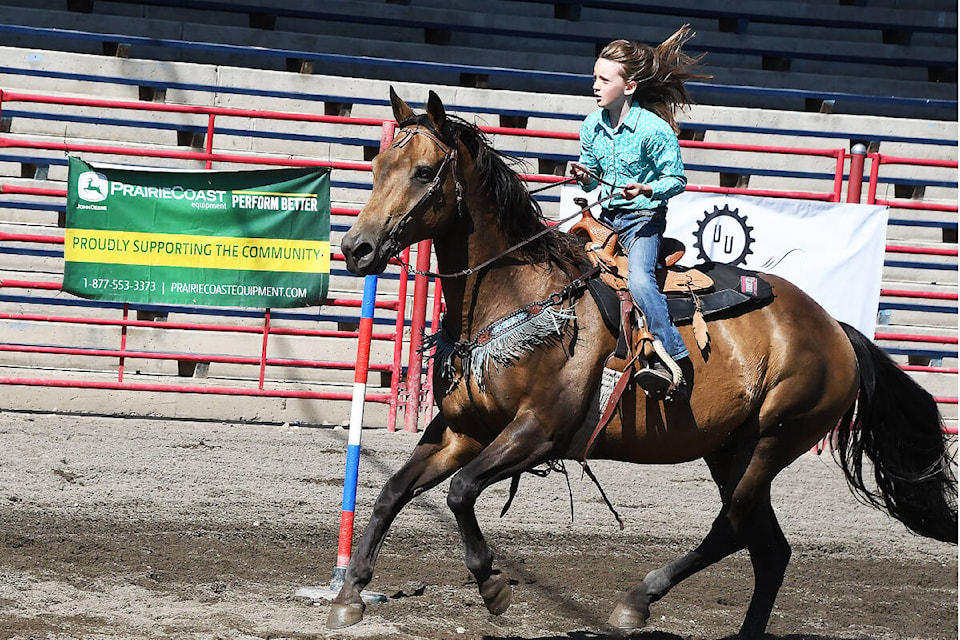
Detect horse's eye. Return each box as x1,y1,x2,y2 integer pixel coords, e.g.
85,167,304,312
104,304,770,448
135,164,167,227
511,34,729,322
414,165,435,183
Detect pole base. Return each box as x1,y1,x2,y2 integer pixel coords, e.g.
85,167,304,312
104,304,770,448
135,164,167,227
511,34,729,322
294,585,388,605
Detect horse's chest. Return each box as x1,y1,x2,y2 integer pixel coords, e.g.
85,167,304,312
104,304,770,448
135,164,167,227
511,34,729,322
437,376,516,427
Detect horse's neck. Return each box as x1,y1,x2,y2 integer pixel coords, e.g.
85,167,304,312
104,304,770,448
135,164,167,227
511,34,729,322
432,232,494,338
432,204,523,340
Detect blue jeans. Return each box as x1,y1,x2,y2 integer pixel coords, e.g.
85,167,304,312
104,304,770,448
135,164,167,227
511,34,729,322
602,208,689,361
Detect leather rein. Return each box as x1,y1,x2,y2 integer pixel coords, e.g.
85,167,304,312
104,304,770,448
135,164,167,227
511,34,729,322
384,123,621,280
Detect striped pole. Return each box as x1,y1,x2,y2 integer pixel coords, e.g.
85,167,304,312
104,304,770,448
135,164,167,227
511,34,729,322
330,273,378,591
295,121,394,604
295,272,386,603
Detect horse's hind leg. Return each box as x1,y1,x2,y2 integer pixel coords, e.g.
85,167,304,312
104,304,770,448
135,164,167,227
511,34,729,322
609,436,790,637
445,412,557,615
740,492,791,637
701,444,792,636
328,414,480,629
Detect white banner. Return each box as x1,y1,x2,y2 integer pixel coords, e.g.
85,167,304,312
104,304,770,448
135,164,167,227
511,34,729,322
560,187,888,337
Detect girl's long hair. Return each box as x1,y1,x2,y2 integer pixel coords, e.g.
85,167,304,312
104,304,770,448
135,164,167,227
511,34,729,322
600,25,711,133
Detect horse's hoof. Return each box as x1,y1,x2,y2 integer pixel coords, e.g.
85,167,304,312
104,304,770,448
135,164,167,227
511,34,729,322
608,601,649,630
480,573,513,615
326,602,365,629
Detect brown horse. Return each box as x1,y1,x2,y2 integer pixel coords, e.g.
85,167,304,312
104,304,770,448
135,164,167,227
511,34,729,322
331,89,957,638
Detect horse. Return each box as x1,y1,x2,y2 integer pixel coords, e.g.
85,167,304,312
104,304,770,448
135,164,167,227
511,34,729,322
330,89,957,638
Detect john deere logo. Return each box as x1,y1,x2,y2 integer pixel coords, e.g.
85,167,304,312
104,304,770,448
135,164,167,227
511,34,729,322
77,171,109,203
693,205,755,266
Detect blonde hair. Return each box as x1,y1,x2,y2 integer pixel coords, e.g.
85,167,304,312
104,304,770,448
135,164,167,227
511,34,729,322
599,25,710,133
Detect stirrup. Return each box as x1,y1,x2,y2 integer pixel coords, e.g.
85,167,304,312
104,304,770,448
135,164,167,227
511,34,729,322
636,340,684,396
634,363,673,393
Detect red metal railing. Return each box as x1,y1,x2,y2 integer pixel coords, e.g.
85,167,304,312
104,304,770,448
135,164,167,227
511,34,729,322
866,154,959,206
881,288,957,301
0,89,955,431
0,90,409,426
862,151,958,424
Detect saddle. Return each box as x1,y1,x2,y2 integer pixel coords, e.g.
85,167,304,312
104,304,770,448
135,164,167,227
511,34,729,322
568,207,714,354
569,207,774,460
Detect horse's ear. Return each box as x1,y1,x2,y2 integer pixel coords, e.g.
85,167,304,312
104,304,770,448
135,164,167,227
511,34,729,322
425,90,446,129
389,86,415,125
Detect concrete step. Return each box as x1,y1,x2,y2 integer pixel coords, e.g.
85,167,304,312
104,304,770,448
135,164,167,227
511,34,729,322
1,46,956,153
1,4,954,114
878,305,958,329
882,266,957,287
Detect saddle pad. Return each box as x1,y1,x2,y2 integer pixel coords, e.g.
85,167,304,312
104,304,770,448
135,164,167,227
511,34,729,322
586,272,621,335
666,262,774,324
586,261,772,333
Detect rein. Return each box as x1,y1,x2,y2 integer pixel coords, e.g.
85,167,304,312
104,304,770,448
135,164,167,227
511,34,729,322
386,123,622,280
400,190,620,280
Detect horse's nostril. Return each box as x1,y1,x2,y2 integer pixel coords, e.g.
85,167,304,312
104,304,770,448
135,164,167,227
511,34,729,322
351,242,373,264
342,236,377,275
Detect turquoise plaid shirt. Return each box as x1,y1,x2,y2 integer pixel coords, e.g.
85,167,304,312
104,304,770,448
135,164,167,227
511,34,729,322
578,102,686,212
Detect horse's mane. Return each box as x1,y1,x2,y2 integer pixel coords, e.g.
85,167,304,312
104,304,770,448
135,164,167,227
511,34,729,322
418,114,586,273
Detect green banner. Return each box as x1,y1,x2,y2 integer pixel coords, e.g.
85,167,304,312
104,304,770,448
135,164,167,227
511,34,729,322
63,157,330,308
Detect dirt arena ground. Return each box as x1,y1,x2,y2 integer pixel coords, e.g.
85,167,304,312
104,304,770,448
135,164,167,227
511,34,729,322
0,410,956,640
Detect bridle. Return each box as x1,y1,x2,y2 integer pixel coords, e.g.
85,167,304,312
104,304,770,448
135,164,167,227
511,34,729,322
381,121,621,280
379,123,464,261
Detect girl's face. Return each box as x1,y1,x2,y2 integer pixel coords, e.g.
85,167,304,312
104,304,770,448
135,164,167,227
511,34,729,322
592,57,636,110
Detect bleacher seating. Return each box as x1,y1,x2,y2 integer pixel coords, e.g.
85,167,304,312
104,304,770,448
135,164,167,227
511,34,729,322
0,0,955,426
0,0,954,119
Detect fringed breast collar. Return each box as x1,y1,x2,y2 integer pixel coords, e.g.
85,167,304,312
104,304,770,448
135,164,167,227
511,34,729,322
422,267,599,393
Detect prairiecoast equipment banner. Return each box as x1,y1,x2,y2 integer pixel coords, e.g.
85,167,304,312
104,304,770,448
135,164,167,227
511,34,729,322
63,157,330,308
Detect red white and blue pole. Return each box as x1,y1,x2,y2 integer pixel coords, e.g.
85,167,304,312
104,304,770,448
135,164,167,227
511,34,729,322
297,271,386,603
330,272,378,590
296,120,395,604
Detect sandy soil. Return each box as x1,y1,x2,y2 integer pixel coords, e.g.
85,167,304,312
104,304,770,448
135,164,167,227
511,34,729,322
0,410,956,640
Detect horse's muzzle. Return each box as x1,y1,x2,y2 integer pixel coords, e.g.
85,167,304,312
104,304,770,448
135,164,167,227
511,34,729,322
340,228,389,276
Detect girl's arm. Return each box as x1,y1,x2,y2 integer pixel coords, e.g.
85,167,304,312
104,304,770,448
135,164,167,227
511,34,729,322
644,132,687,201
573,121,602,191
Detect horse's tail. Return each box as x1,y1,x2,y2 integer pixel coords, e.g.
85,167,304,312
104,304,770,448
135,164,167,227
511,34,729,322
835,322,957,543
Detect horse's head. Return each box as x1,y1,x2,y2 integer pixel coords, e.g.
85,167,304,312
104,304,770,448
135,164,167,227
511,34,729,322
341,88,462,275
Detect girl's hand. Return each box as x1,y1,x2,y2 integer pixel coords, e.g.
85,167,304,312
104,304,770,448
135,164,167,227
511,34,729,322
623,183,651,200
570,162,593,185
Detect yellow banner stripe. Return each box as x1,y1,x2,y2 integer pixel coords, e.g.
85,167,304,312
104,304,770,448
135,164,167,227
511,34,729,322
65,229,329,273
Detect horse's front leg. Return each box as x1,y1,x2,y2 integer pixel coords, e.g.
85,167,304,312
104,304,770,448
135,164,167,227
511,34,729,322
328,414,480,629
445,410,557,616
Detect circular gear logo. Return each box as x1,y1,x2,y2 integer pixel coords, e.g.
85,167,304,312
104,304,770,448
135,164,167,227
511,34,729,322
693,205,755,266
77,171,109,203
